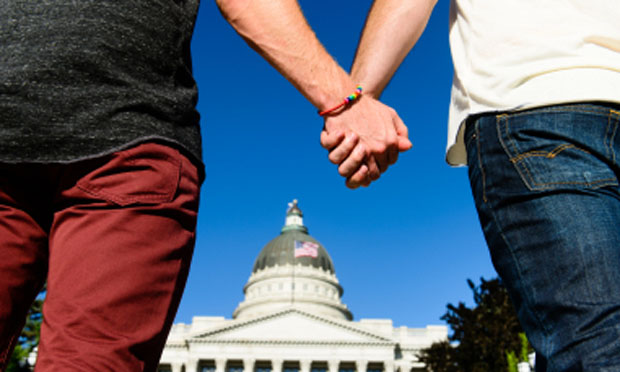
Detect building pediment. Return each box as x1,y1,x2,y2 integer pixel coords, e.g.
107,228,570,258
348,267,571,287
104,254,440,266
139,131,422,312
189,308,393,345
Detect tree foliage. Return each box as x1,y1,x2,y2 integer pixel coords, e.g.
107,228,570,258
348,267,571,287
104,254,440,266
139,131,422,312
6,288,45,372
418,278,531,372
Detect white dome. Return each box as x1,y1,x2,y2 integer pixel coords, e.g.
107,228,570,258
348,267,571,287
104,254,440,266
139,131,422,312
233,201,352,320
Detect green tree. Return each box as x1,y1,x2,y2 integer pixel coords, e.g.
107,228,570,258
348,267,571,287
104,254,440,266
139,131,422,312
418,278,531,372
6,288,45,372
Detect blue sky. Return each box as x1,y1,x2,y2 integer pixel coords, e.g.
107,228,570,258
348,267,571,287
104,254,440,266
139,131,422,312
174,0,497,329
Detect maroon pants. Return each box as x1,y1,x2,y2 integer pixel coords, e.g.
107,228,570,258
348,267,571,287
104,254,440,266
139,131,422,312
0,143,201,371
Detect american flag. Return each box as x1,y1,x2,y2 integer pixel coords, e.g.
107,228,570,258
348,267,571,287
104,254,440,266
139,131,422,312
294,240,318,258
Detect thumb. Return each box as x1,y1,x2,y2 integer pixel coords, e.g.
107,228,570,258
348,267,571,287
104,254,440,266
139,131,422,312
394,114,412,151
320,129,345,150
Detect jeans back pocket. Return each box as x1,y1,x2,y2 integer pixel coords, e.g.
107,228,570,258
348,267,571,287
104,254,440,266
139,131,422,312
496,107,619,192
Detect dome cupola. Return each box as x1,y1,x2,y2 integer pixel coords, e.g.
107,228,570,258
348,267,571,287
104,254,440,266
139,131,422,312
233,200,352,320
252,199,334,274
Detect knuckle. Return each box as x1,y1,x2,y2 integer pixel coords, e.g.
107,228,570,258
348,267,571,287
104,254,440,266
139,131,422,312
351,149,365,162
348,174,364,188
338,164,351,177
329,154,341,165
374,143,387,154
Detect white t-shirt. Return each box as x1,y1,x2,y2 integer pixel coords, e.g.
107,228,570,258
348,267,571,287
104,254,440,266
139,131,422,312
446,0,620,166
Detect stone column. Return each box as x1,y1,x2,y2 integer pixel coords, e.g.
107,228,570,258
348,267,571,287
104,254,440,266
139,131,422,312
355,360,367,372
244,358,256,372
216,358,227,372
383,361,394,372
272,359,284,372
186,358,199,372
300,360,312,372
328,360,339,372
172,362,184,372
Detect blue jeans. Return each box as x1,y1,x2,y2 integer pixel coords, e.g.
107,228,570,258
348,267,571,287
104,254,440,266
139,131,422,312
466,102,620,371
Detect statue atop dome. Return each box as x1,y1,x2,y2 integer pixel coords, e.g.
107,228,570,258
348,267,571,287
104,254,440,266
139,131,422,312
283,199,306,233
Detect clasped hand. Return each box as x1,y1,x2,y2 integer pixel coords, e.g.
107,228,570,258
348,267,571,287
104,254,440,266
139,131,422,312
320,95,412,188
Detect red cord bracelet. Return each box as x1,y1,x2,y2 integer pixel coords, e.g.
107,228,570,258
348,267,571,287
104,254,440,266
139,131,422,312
318,86,363,116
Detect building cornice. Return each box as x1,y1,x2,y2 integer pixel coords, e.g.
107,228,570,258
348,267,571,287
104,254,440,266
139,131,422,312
191,307,393,343
187,339,396,347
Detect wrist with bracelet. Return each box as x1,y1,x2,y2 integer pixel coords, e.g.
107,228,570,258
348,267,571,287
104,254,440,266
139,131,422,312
318,86,363,116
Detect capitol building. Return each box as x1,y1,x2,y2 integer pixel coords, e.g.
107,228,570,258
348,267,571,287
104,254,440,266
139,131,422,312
157,201,448,372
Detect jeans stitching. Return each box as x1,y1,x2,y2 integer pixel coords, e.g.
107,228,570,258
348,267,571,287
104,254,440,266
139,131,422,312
476,114,554,353
509,144,591,163
605,114,613,162
497,109,619,190
474,120,488,203
497,114,540,190
505,105,613,119
481,179,553,353
608,110,619,165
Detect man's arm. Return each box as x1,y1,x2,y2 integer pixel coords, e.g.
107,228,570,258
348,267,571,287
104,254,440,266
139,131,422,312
216,0,357,111
351,0,438,98
322,0,437,187
216,0,409,184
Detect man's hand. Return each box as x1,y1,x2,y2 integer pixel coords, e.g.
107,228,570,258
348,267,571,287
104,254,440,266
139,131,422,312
320,96,412,188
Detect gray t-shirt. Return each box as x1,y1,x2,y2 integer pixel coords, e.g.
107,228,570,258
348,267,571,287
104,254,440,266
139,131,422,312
0,0,202,166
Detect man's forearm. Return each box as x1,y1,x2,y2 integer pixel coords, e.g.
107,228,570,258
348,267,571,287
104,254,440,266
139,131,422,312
351,0,437,98
216,0,357,111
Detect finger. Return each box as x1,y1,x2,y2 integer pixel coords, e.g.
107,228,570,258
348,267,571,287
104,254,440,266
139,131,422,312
398,137,413,152
320,130,345,150
370,145,390,174
345,164,369,189
366,155,382,180
394,114,413,151
387,146,399,166
338,143,366,178
328,133,359,165
358,168,373,188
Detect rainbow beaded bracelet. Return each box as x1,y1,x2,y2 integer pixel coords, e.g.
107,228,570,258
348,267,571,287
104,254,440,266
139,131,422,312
318,86,363,116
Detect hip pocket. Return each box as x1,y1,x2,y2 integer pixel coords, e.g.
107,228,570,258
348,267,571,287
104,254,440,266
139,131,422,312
496,109,619,192
77,143,182,206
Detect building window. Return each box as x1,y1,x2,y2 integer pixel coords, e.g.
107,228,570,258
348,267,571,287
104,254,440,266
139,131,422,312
227,361,244,372
311,363,327,372
200,361,216,372
367,363,383,372
283,361,300,372
158,365,172,372
255,361,272,372
339,362,356,372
